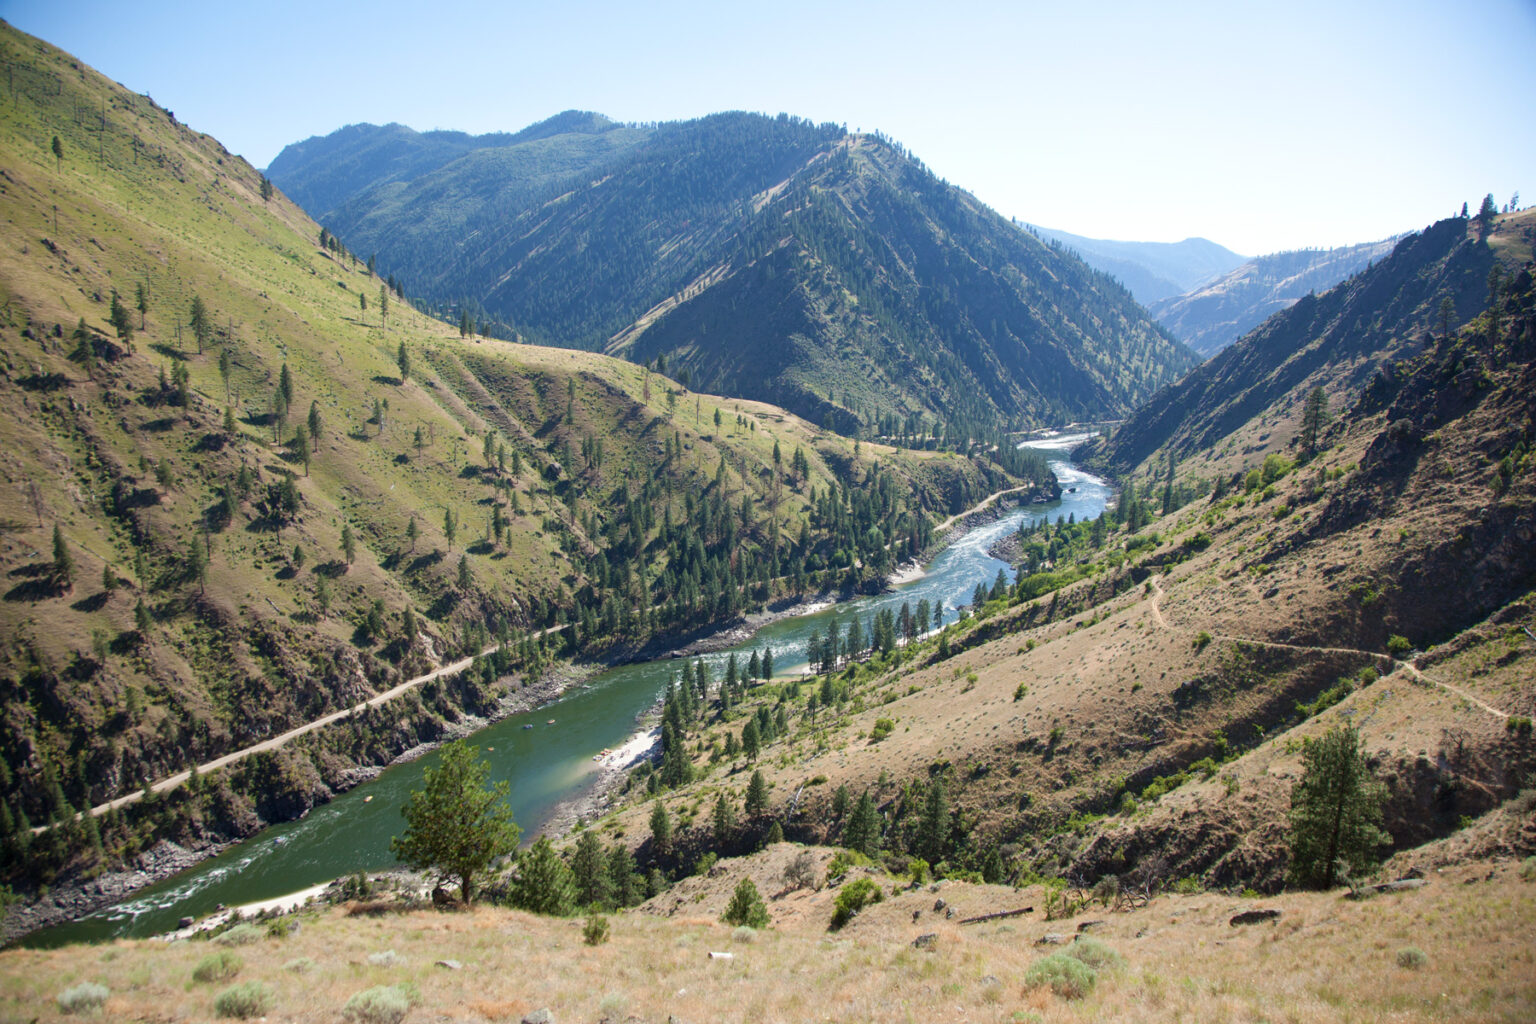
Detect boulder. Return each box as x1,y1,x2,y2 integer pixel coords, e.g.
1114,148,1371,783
912,933,938,950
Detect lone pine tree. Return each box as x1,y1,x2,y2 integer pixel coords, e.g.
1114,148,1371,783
1288,724,1388,889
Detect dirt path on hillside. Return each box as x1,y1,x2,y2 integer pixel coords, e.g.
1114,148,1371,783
1146,577,1509,720
40,626,570,833
934,485,1033,533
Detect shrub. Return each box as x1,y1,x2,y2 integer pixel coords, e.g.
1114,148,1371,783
57,982,109,1016
1386,634,1412,657
265,916,298,938
213,981,273,1019
1193,631,1212,650
732,925,758,944
783,849,820,891
282,957,316,973
342,984,419,1024
192,951,242,983
212,922,263,946
1064,937,1123,971
1396,946,1428,969
869,717,895,742
830,877,883,930
366,949,404,967
825,848,872,882
721,877,769,929
583,914,610,946
1024,953,1097,999
1520,856,1536,881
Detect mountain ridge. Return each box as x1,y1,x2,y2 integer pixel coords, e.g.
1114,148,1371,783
268,113,1198,436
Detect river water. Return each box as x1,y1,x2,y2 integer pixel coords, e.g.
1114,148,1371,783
27,440,1106,946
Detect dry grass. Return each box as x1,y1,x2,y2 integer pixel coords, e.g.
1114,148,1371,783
1,853,1531,1022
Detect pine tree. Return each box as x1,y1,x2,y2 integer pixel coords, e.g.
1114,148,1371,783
744,769,769,817
1476,193,1498,240
712,792,736,847
293,423,310,475
389,741,520,904
135,281,149,330
52,523,73,588
607,842,640,907
307,401,323,450
51,134,62,170
914,777,949,864
741,718,761,762
648,799,672,860
187,536,207,595
341,523,356,565
109,291,133,345
1299,386,1329,457
189,295,212,355
510,835,576,915
843,790,879,856
396,341,410,384
1288,724,1388,889
570,830,611,908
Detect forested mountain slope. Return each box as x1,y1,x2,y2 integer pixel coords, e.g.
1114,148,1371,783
0,24,1030,900
269,115,1198,436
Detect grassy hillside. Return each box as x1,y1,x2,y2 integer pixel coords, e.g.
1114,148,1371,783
0,23,1024,899
270,114,1198,437
1,845,1531,1022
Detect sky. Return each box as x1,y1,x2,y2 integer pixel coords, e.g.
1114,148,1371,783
2,0,1532,255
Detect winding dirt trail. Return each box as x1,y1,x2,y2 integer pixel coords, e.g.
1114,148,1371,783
1146,577,1509,720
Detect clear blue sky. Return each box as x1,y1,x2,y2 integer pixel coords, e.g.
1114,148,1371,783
3,0,1531,255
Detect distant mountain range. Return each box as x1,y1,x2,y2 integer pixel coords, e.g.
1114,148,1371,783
1028,225,1405,358
1147,239,1403,357
268,115,1197,435
1026,226,1247,305
1099,217,1499,472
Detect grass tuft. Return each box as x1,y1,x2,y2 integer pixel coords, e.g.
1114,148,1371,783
56,982,109,1016
213,980,273,1019
1024,952,1097,999
192,950,242,983
342,983,419,1024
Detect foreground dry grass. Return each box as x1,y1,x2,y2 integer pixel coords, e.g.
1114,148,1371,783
3,852,1531,1023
